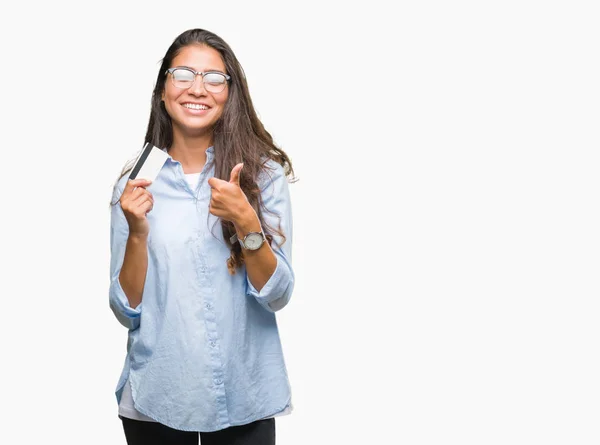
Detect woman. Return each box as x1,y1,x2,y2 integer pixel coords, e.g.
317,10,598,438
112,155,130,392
109,28,295,445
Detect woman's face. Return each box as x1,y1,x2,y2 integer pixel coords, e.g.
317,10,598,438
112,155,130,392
162,44,229,139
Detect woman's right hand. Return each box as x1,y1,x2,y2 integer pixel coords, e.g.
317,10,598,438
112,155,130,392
120,179,154,237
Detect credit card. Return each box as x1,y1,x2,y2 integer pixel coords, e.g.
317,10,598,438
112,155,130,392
129,142,169,182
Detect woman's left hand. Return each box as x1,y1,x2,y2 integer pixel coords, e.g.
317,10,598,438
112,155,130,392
208,163,253,224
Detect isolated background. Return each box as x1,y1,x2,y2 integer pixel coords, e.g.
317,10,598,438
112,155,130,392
1,1,598,444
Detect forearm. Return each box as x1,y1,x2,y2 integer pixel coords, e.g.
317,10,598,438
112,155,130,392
118,234,149,309
234,208,277,292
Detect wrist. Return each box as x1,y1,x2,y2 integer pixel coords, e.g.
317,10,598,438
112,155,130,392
128,232,148,243
234,206,261,238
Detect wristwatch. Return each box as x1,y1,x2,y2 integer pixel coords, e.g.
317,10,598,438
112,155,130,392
237,231,266,251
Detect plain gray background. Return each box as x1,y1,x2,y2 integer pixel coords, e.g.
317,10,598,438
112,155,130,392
0,1,598,443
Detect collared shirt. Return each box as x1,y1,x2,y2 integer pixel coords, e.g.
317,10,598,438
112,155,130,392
109,146,294,432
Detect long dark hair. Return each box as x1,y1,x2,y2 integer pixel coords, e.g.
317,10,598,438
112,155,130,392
116,28,296,274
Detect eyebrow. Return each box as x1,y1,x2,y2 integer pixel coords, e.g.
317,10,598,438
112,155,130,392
175,65,226,74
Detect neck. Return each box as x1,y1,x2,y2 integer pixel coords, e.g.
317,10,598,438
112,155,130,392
168,131,212,174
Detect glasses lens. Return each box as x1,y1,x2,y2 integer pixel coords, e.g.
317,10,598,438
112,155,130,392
172,69,195,88
203,73,227,93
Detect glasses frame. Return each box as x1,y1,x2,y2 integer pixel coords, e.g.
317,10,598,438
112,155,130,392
165,67,231,93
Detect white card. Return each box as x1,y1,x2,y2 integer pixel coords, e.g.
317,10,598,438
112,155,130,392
129,143,169,182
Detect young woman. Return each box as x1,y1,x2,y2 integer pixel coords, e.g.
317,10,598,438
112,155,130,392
109,28,295,445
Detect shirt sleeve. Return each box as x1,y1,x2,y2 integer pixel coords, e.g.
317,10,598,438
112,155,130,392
109,181,142,330
246,161,295,312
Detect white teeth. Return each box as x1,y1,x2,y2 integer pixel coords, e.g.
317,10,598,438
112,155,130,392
183,103,209,110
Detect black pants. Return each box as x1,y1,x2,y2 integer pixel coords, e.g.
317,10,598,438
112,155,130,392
120,415,275,445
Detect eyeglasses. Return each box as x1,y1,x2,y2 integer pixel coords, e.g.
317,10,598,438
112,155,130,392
165,67,231,93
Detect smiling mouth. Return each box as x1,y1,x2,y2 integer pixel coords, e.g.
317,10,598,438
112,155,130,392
182,103,210,110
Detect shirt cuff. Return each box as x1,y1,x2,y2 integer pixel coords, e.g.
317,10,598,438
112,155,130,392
110,276,142,329
246,257,291,312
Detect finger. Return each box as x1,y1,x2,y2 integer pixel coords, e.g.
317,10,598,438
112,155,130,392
131,189,153,203
209,206,225,218
142,199,154,214
209,189,221,203
229,163,243,186
208,201,217,216
123,190,152,212
208,177,226,190
133,199,153,216
210,192,231,208
123,187,150,205
123,179,152,197
209,198,225,212
132,196,154,216
133,193,154,208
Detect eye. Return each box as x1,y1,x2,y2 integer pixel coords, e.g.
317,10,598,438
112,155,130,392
204,73,226,86
173,69,195,82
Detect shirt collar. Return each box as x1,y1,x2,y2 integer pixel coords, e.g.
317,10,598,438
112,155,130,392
165,145,215,163
206,145,214,160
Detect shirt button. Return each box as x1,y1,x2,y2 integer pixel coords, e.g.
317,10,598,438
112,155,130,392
210,341,216,347
214,379,223,385
205,303,211,310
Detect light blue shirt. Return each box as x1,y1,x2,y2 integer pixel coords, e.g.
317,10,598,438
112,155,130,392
109,146,294,432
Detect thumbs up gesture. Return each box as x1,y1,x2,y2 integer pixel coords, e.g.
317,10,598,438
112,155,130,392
207,163,252,224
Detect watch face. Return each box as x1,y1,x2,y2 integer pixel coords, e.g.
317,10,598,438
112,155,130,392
245,233,263,250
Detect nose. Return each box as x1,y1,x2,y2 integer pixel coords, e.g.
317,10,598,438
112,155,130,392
188,74,207,96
